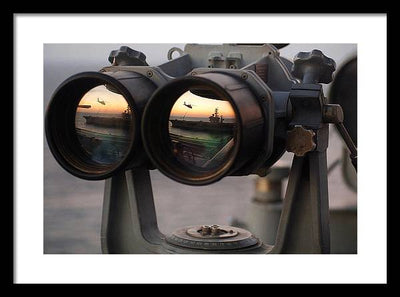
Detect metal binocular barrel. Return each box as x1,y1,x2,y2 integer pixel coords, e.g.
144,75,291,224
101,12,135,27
45,70,157,180
45,44,297,183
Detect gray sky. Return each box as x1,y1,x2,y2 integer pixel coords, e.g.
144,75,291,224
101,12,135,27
44,43,356,66
44,43,357,106
44,43,185,66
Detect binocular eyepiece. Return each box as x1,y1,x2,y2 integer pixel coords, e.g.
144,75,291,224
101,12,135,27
142,71,275,185
45,44,332,185
45,70,157,180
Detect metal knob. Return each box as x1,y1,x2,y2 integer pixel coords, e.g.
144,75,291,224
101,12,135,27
108,46,148,66
286,125,316,156
291,49,336,84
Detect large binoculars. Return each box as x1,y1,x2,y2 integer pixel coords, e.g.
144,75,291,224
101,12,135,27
45,44,337,185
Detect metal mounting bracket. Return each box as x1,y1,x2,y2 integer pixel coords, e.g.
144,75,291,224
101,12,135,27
270,151,330,253
101,168,164,254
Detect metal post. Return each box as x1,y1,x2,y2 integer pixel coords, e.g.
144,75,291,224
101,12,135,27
100,168,164,254
271,150,330,254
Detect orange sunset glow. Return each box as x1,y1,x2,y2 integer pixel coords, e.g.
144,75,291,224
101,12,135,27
170,91,235,119
77,85,128,114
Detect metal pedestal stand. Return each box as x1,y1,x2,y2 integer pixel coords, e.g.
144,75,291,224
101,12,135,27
100,49,356,254
272,151,330,253
100,149,330,254
101,169,164,254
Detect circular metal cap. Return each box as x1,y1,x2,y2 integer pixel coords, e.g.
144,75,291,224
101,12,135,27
166,225,260,251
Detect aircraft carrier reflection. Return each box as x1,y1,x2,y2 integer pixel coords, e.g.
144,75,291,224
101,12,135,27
169,107,236,169
75,105,133,165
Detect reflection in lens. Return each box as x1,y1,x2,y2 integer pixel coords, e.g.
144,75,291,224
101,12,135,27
75,85,133,165
168,90,236,170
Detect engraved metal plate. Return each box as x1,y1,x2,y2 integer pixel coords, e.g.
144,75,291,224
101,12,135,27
165,225,259,250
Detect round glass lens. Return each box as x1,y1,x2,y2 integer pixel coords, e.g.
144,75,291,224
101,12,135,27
168,90,236,170
75,85,134,165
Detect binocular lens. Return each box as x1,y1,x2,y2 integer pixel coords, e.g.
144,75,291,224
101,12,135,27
142,72,268,185
75,85,134,165
45,71,158,180
168,90,237,171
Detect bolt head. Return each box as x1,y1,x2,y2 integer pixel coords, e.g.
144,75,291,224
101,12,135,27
200,225,211,235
